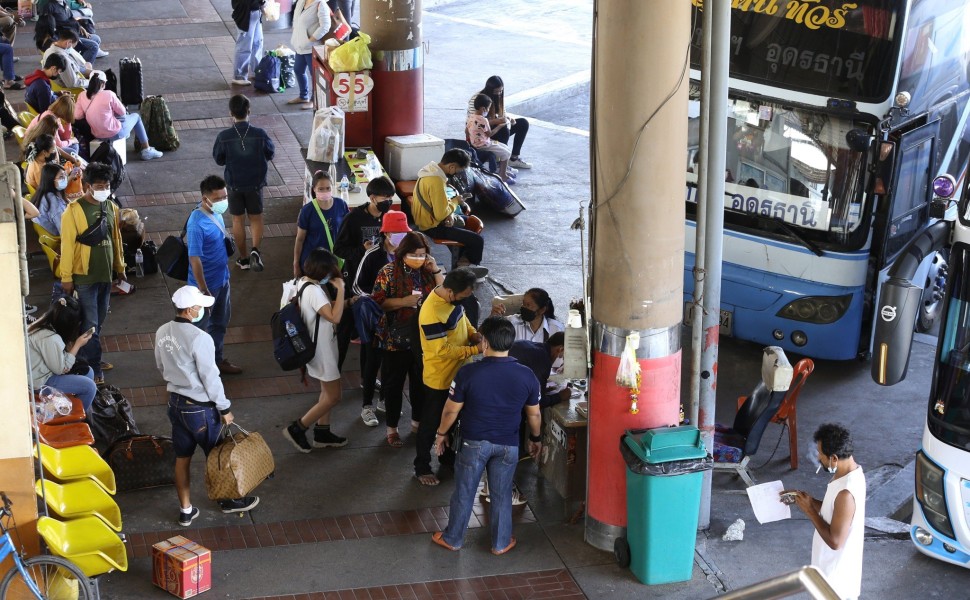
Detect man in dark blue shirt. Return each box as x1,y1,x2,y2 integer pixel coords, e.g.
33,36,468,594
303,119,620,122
431,317,541,556
509,331,569,408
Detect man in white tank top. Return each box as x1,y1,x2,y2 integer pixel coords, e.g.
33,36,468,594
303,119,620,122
783,423,865,600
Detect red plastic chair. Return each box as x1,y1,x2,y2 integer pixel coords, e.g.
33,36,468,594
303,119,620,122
38,422,96,449
35,394,87,426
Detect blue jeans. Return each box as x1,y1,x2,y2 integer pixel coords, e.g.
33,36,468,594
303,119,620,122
167,393,222,458
196,282,231,363
75,282,111,378
295,52,311,101
75,34,102,63
0,41,13,81
441,439,518,552
45,367,97,412
108,113,148,145
233,10,264,80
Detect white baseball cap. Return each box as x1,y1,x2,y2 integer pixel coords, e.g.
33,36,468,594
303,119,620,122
172,285,215,309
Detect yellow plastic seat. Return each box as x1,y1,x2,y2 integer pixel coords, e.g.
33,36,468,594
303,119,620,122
36,516,128,577
36,479,122,532
17,110,34,127
51,82,84,96
12,124,25,147
35,443,117,495
33,222,61,273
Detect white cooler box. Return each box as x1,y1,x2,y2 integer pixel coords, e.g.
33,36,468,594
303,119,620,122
384,134,444,180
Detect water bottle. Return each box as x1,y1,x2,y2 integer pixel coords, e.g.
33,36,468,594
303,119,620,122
285,321,306,353
134,248,144,278
339,175,350,198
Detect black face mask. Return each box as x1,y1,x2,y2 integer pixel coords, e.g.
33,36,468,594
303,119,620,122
376,199,392,213
520,307,538,322
45,153,58,163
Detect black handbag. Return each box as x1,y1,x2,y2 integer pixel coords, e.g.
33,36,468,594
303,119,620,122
75,203,109,246
87,384,140,453
156,235,189,280
106,435,176,492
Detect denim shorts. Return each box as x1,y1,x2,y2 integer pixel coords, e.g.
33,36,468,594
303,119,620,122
167,393,223,458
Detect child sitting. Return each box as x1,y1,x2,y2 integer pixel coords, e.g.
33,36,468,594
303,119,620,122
466,93,512,182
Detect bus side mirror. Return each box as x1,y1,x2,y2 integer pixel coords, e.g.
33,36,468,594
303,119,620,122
871,277,921,385
871,141,896,196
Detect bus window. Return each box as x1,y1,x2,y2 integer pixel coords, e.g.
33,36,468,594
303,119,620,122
930,245,970,451
885,135,934,259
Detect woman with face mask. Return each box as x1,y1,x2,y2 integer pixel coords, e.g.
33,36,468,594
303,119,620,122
27,296,97,411
492,287,564,344
370,231,445,447
293,170,349,279
33,163,72,235
23,133,83,192
782,423,865,600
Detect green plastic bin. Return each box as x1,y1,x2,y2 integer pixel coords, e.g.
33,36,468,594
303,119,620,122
616,425,713,585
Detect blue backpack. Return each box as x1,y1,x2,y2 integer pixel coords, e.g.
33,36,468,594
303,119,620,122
253,54,282,93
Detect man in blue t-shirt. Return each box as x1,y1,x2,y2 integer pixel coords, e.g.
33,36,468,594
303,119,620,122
431,317,541,556
187,175,241,375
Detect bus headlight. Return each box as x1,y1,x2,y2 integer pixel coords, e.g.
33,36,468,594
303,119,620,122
915,452,954,539
776,295,852,324
914,527,933,546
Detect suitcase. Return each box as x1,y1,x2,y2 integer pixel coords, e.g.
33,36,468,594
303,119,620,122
119,56,144,106
204,424,274,500
106,435,176,492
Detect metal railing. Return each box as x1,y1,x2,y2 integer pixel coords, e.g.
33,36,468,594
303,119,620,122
712,566,841,600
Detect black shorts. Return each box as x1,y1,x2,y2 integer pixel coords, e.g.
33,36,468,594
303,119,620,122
227,187,263,216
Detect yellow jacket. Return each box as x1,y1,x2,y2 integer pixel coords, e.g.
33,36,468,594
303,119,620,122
412,162,458,231
57,198,125,282
419,288,479,390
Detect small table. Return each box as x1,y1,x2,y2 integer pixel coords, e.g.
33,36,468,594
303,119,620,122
300,148,388,208
539,395,588,517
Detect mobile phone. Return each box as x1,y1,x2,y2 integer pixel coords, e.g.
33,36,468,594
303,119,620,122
780,492,798,505
85,326,96,336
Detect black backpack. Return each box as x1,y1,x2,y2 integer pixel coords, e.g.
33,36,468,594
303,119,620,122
89,143,127,193
253,54,281,93
271,282,320,371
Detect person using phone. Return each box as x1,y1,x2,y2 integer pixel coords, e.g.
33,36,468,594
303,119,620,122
27,296,98,411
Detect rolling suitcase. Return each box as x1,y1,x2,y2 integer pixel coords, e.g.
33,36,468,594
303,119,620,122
119,56,144,106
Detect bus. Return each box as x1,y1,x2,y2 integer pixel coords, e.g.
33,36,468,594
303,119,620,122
685,0,970,360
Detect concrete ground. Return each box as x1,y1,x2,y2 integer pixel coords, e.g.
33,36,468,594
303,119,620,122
8,0,969,597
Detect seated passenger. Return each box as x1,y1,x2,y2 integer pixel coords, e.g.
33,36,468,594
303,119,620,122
42,28,93,90
467,76,531,170
27,296,98,412
23,133,83,195
492,287,564,343
29,95,79,154
25,53,67,112
33,162,72,235
466,93,511,182
74,71,164,161
0,34,22,90
35,0,105,63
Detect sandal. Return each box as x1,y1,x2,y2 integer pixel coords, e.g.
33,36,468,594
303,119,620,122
3,81,24,90
386,431,403,448
286,97,310,105
491,537,516,556
415,473,439,486
431,531,459,551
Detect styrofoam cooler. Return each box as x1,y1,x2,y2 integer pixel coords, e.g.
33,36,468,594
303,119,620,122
384,134,445,180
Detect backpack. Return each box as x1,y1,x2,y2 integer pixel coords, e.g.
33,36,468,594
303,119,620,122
271,282,320,371
253,54,282,93
140,95,180,151
89,141,126,193
104,68,118,95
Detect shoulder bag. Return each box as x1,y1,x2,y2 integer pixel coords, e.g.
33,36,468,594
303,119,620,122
311,200,346,270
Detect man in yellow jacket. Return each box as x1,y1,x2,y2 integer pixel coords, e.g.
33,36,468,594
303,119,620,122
58,162,126,384
412,149,487,274
415,268,482,486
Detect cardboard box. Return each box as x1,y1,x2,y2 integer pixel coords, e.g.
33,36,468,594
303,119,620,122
384,134,445,181
152,536,211,598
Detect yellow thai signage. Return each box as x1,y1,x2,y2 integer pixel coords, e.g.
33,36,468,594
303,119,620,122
691,0,858,31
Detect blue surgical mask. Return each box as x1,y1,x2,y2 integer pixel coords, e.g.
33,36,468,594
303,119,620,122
210,199,229,214
320,276,330,285
191,307,204,323
55,178,68,191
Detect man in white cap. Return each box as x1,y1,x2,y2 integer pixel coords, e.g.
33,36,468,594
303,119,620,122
154,285,258,526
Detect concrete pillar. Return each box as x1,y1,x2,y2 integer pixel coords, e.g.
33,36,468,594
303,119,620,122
585,0,689,551
361,0,423,159
0,163,40,568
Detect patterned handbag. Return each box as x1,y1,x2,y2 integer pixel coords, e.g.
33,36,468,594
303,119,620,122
106,435,176,492
204,423,275,501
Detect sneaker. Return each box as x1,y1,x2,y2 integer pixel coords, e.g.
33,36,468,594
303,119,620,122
482,485,527,506
96,49,110,58
24,314,37,325
140,147,163,160
283,421,312,453
311,428,348,448
360,407,379,427
468,266,489,280
375,398,386,413
509,157,532,169
374,378,382,391
235,257,250,270
178,506,200,527
231,78,252,86
220,496,259,514
24,303,38,315
249,248,264,272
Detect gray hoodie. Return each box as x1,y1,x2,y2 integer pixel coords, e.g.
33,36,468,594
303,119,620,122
28,328,75,390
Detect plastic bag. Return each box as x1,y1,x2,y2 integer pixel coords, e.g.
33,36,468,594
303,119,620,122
280,278,300,309
36,385,72,423
307,111,342,163
615,332,641,387
328,32,373,72
262,0,281,22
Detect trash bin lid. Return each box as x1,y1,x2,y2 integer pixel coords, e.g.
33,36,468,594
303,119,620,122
622,425,707,464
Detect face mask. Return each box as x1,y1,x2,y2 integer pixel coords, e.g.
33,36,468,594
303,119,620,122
55,178,68,191
376,199,392,213
389,232,407,246
316,191,333,203
404,256,426,269
519,307,538,322
45,153,57,163
320,276,330,285
210,199,229,214
826,458,838,474
91,189,111,203
191,307,204,323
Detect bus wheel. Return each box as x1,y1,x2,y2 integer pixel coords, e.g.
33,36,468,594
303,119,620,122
917,250,948,333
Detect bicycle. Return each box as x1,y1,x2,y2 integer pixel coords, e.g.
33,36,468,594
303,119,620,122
0,491,91,600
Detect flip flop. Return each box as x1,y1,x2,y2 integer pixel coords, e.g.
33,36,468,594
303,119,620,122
491,537,516,555
386,432,403,448
431,531,459,551
415,473,439,486
286,97,310,105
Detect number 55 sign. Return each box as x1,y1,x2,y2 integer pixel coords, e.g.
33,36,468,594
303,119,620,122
332,71,373,113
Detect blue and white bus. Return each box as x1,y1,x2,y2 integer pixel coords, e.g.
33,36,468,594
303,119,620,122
685,0,970,360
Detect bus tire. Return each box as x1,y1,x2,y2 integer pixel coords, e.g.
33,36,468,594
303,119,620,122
916,250,948,334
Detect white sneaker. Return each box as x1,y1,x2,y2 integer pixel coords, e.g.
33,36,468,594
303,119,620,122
375,398,386,413
360,407,379,427
140,147,163,160
96,49,110,58
509,157,532,169
231,79,252,86
482,485,527,506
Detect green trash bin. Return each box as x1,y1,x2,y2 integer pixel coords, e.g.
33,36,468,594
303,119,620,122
616,425,713,585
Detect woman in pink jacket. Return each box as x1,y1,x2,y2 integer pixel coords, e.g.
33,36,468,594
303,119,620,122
73,71,163,161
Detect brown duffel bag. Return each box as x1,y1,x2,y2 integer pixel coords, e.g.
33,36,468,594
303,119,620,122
205,423,275,501
106,435,176,492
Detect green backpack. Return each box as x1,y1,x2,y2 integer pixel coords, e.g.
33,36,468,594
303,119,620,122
140,95,180,151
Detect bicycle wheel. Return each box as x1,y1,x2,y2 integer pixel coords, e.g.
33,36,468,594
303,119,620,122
0,555,92,600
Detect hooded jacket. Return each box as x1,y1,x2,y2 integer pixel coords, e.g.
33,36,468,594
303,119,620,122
24,70,56,113
412,162,458,231
28,327,76,389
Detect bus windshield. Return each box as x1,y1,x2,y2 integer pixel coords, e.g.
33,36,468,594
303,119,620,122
930,246,970,451
690,0,903,103
686,95,873,248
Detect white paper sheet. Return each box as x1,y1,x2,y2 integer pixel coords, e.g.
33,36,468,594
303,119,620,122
746,480,791,524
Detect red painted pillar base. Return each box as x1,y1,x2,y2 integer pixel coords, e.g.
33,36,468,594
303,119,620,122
371,55,423,160
585,333,681,551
